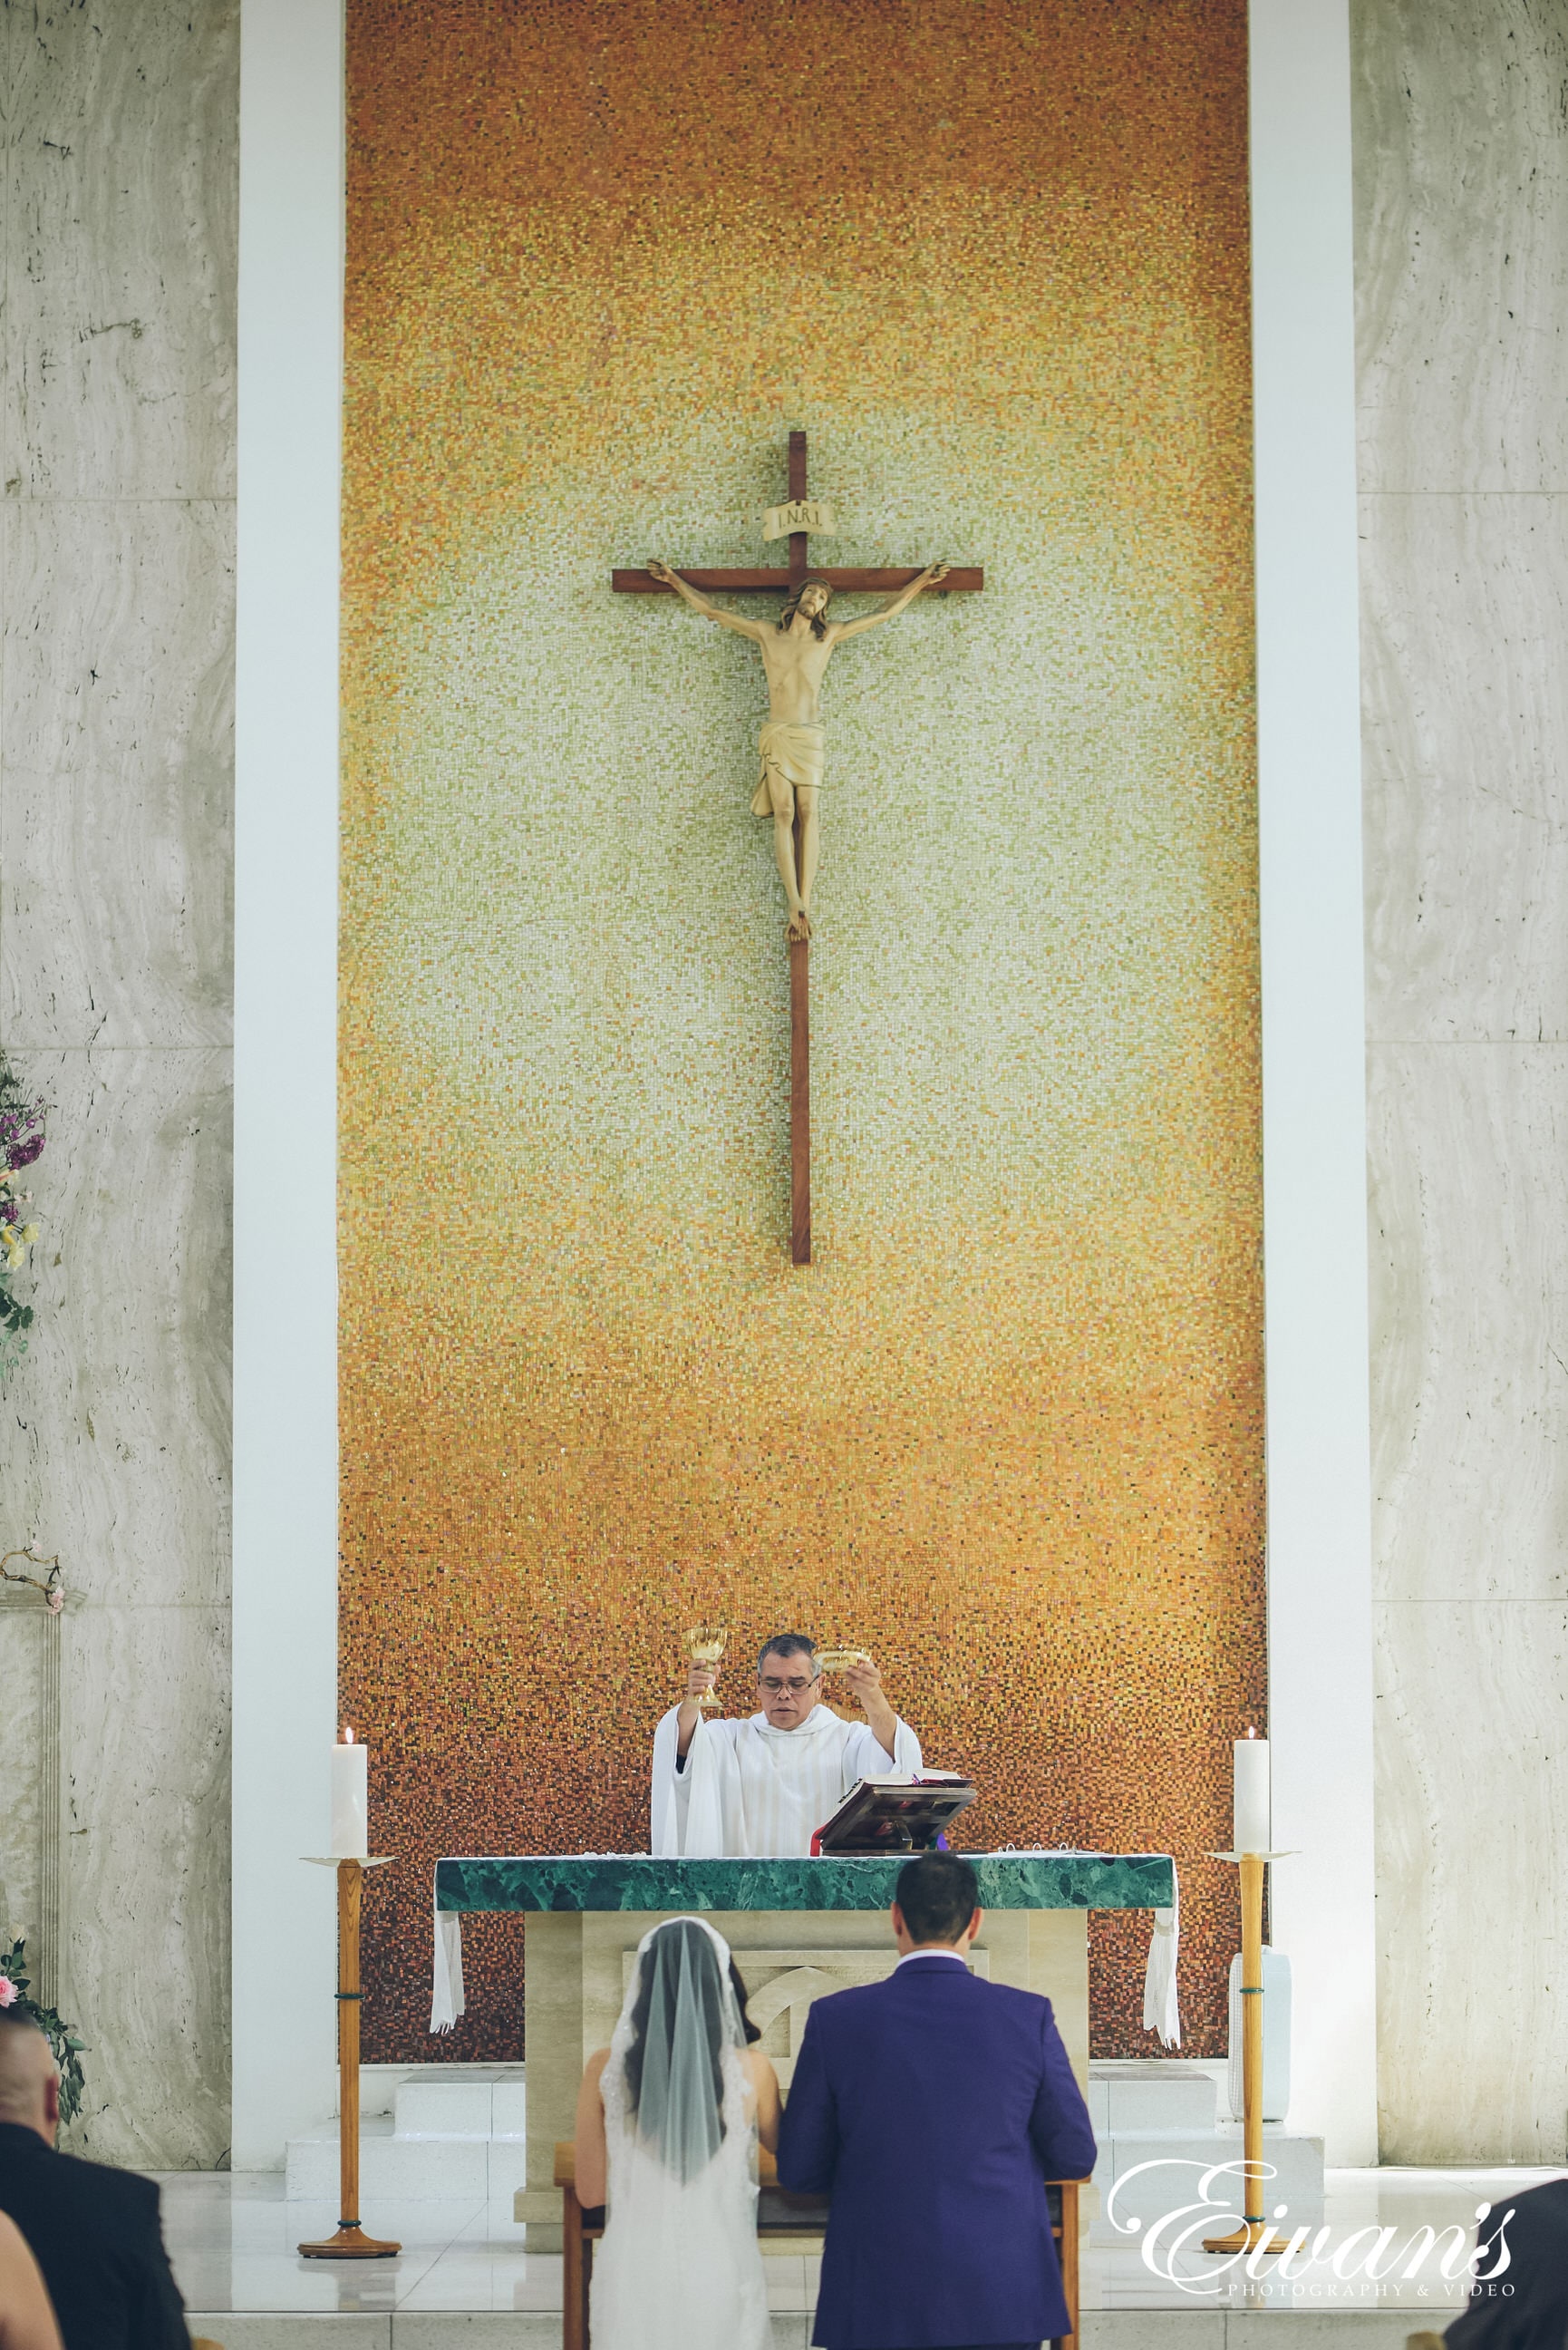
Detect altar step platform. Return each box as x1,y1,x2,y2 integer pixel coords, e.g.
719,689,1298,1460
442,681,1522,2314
189,2095,1537,2345
285,2067,530,2223
252,2056,1546,2348
283,2057,1326,2243
1088,2060,1325,2241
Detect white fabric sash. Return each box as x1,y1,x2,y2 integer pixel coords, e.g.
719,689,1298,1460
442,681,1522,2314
431,1879,466,2033
1141,1863,1181,2046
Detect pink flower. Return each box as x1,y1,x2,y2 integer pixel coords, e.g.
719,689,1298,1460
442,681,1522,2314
0,1978,17,2008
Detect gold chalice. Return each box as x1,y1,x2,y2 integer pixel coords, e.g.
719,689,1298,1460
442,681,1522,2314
682,1623,727,1709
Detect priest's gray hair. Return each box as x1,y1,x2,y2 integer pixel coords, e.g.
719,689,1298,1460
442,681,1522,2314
757,1632,819,1677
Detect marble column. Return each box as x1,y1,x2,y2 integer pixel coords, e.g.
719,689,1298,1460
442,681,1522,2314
1355,0,1568,2159
0,0,237,2165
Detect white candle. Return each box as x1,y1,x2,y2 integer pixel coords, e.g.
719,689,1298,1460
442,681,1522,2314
1233,1729,1271,1853
331,1725,368,1859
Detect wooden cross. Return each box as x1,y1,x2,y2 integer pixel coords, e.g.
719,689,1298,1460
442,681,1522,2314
613,432,983,1266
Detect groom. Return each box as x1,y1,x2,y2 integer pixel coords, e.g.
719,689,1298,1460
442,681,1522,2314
777,1852,1096,2350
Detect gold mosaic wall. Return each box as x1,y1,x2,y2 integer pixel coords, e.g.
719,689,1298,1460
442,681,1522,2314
341,0,1262,2060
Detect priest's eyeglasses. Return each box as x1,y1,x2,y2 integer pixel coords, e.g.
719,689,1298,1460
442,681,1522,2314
759,1673,815,1695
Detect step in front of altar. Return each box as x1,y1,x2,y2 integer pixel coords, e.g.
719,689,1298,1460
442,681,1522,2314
284,2059,1327,2231
178,2317,1441,2346
168,2156,1513,2341
1088,2060,1325,2241
286,2067,528,2209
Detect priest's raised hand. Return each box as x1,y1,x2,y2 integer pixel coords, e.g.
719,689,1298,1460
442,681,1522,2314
677,1658,720,1741
837,1654,899,1755
653,1634,923,1860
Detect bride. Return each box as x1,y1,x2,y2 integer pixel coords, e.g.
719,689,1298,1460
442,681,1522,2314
574,1916,780,2350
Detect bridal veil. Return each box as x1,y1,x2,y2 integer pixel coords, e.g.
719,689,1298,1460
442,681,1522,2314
589,1916,769,2350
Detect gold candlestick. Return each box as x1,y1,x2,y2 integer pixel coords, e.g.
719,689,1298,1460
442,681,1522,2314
299,1856,400,2259
1202,1847,1287,2256
682,1623,727,1707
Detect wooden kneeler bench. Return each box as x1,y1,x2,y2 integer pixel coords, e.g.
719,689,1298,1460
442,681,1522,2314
554,2141,1084,2350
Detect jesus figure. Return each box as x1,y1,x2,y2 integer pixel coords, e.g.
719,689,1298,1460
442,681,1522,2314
646,559,950,937
651,1633,924,1858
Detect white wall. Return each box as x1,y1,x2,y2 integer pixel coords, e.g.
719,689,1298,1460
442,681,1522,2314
232,0,344,2167
1356,0,1568,2163
1249,0,1379,2165
0,0,237,2170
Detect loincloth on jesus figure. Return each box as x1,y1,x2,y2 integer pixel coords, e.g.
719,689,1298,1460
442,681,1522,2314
751,722,825,821
651,1633,923,1859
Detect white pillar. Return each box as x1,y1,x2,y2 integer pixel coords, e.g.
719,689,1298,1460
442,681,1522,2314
1250,0,1379,2164
233,0,345,2165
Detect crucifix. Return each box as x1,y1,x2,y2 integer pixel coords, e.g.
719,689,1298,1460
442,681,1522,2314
612,431,982,1266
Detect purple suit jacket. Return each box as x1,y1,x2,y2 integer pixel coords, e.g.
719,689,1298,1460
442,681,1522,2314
776,1955,1097,2350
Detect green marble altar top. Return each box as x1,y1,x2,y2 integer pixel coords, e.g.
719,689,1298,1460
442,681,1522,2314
435,1851,1174,1914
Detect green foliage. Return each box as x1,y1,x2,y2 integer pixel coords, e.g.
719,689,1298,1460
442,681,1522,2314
0,1939,87,2128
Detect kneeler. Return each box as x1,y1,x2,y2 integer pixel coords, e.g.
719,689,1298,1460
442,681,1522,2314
554,2141,1085,2350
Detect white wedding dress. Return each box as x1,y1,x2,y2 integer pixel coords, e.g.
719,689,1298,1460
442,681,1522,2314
588,1919,770,2350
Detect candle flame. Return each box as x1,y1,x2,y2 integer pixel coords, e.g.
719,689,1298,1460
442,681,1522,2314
341,1724,355,1744
1244,1724,1256,1738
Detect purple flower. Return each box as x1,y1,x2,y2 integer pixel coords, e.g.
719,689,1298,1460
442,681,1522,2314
6,1134,44,1170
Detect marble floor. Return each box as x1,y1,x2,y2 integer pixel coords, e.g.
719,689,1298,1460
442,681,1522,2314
156,2165,1564,2321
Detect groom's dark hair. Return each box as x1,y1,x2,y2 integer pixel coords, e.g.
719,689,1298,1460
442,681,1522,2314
895,1851,981,1946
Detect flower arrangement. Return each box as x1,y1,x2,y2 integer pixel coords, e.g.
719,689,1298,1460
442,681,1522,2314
0,1550,65,1615
0,1939,86,2126
0,1054,47,1380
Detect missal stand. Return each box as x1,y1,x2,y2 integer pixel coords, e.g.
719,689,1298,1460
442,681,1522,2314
809,1772,976,1856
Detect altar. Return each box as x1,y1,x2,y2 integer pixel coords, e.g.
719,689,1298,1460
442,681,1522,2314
431,1850,1175,2242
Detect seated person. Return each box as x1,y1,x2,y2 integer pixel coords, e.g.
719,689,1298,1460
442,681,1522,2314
0,2013,189,2350
1438,2175,1568,2350
575,1918,780,2350
0,2210,62,2350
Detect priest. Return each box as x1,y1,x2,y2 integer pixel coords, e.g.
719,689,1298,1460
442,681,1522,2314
651,1633,924,1857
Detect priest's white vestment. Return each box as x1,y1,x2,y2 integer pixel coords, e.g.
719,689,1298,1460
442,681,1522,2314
651,1702,924,1857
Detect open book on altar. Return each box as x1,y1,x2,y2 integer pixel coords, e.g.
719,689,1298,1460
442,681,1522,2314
809,1771,977,1855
